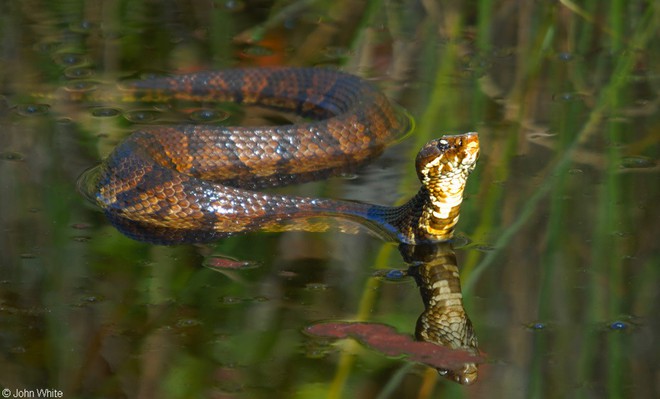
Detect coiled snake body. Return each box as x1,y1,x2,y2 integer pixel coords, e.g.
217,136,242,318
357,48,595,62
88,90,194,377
78,67,479,245
77,67,481,382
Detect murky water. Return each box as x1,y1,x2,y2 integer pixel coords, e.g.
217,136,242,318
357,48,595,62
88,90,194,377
1,1,658,398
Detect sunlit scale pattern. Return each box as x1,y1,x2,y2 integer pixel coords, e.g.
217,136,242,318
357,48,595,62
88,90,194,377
363,133,479,244
81,68,478,245
81,68,408,242
119,68,411,190
416,134,479,242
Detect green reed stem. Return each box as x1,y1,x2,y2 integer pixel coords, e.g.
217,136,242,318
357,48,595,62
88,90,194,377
415,14,465,140
209,5,234,67
581,4,628,392
237,0,319,43
476,0,493,52
463,5,657,294
574,0,598,54
609,0,624,51
329,12,469,395
328,244,395,399
376,363,415,399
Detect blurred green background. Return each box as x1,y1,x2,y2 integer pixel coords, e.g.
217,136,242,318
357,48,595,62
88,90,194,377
0,0,658,398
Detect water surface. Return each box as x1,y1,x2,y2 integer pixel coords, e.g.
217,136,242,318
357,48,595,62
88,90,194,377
0,1,658,398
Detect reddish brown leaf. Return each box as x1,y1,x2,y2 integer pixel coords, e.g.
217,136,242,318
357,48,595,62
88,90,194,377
305,321,483,370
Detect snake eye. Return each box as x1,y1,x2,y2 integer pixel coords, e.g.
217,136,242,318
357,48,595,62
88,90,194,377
437,139,450,151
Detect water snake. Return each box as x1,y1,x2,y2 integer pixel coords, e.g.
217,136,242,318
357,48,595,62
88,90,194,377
75,67,481,383
77,67,479,245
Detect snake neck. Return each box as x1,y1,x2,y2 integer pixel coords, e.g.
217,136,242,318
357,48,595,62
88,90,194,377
365,183,466,245
402,243,479,385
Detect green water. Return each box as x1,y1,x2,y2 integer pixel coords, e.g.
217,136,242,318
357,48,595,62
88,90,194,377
0,1,658,398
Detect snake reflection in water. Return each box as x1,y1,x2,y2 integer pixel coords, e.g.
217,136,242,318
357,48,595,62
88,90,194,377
75,67,481,384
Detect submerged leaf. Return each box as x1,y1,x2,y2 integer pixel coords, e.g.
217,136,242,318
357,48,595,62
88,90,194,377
305,321,483,371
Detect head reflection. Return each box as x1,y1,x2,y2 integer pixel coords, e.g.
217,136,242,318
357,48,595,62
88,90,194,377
400,242,480,385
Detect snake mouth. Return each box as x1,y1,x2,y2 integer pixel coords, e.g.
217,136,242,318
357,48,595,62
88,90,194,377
433,132,479,165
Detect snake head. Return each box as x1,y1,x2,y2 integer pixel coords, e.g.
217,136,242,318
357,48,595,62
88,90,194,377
408,133,479,242
416,307,481,385
438,363,479,385
415,133,479,184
